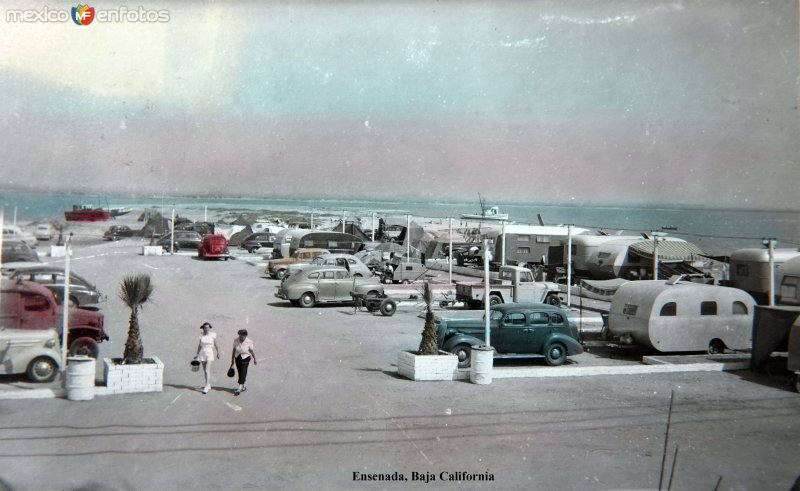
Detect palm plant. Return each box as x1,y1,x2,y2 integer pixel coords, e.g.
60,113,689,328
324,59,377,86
119,273,154,364
417,281,439,355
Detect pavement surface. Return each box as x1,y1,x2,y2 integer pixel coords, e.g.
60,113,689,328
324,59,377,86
1,236,799,491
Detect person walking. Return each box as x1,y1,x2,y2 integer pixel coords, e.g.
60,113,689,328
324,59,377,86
195,322,220,394
230,329,256,396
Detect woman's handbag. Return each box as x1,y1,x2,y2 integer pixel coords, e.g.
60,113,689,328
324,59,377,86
191,358,200,372
227,367,235,378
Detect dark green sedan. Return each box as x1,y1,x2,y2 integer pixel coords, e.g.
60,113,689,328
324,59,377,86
437,303,583,368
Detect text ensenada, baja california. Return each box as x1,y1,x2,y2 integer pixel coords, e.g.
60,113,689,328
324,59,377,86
353,471,494,482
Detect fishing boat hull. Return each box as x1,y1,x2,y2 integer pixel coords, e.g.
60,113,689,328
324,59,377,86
65,207,110,221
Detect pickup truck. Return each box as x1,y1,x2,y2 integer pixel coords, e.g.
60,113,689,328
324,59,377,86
265,248,329,280
455,265,562,309
437,302,583,368
1,278,109,358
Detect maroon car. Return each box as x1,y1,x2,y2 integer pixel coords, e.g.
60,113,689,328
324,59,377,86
198,234,231,260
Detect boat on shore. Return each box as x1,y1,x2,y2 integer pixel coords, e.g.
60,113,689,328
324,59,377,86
460,194,509,221
64,205,110,222
108,207,132,217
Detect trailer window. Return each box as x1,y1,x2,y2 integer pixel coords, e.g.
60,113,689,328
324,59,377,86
659,302,677,316
517,235,530,242
701,301,717,315
732,301,748,315
516,247,531,254
536,236,550,244
736,264,749,277
623,303,638,316
780,276,799,302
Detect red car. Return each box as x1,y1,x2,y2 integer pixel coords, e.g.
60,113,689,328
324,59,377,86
198,234,231,260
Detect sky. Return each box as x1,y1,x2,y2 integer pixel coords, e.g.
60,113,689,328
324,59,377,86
0,0,798,210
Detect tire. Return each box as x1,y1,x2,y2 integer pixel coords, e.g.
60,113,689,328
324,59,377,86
489,294,503,307
27,357,58,383
69,337,99,358
545,293,561,306
275,269,287,281
365,301,377,312
544,342,567,366
452,344,472,368
379,298,396,316
298,292,315,308
708,339,726,355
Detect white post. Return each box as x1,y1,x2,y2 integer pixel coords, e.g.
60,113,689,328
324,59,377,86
653,234,659,281
767,239,775,306
484,238,491,347
310,209,315,230
170,208,176,255
448,217,453,284
204,205,207,223
566,225,573,308
406,214,411,262
61,234,72,371
501,220,506,266
371,212,375,242
342,210,346,233
0,211,3,317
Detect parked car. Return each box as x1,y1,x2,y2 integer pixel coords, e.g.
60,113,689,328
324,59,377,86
2,226,37,244
103,225,135,241
286,253,373,278
34,224,53,241
265,248,329,280
240,232,277,254
275,265,384,308
11,265,106,307
0,327,61,382
1,240,40,264
198,234,231,260
437,303,583,368
157,231,202,251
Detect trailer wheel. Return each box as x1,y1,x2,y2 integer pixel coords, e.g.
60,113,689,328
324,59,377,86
69,337,99,358
544,342,567,366
379,298,396,316
545,293,561,306
707,339,725,355
452,344,472,368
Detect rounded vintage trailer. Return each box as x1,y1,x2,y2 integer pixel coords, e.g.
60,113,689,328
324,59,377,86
272,229,309,259
730,248,800,304
777,256,800,306
608,278,754,353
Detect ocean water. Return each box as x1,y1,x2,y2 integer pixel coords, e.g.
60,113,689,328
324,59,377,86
1,191,798,256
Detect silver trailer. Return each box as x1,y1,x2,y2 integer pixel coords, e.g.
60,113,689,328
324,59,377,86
729,248,800,304
608,276,755,353
777,256,800,306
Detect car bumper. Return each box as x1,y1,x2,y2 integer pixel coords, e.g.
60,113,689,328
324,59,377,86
275,292,288,300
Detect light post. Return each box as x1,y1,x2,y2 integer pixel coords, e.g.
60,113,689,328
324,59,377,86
763,238,776,306
651,230,670,280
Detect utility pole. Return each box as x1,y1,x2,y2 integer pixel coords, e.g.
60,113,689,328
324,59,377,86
763,238,776,306
566,225,572,307
448,217,453,284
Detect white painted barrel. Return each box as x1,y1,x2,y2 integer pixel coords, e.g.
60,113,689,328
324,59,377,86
66,356,96,401
470,346,494,385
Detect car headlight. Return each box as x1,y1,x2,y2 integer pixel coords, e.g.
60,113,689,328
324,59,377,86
45,338,57,348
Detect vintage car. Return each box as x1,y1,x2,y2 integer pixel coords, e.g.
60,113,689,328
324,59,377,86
265,248,330,280
102,225,135,241
275,265,383,308
34,224,53,241
11,265,106,307
1,240,40,264
437,303,583,368
157,231,203,251
0,327,61,382
198,234,231,260
286,253,373,278
240,232,277,254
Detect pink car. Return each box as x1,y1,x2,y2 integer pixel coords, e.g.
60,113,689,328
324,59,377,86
198,234,231,260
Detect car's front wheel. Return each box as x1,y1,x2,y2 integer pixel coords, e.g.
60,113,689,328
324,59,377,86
452,344,472,368
274,269,287,281
298,292,315,308
544,342,567,366
27,356,58,383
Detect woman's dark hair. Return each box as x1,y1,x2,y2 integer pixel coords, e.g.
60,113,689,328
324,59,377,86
237,329,248,336
201,322,212,329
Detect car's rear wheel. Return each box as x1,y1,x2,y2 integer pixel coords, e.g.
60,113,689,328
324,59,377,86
544,342,567,366
299,292,315,308
69,337,99,358
27,357,58,383
452,344,472,368
379,298,396,316
275,269,287,280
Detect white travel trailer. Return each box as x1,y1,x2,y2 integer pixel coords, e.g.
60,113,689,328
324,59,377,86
777,256,800,306
272,228,309,259
608,277,755,353
567,235,704,280
730,248,800,304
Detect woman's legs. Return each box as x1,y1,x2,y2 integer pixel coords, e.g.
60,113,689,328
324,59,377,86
202,361,212,392
235,355,251,386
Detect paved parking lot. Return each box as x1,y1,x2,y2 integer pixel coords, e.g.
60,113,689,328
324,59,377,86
1,240,799,490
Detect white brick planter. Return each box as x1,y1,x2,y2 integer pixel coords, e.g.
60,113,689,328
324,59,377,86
103,357,164,394
397,350,459,381
142,246,163,256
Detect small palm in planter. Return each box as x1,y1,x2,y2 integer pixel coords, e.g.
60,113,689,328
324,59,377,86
120,273,154,364
397,281,458,381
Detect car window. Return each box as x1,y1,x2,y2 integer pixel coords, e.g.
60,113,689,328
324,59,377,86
322,271,335,279
347,259,357,265
307,272,319,279
503,312,526,326
549,313,564,325
23,294,49,312
531,312,549,325
488,310,504,321
335,270,349,279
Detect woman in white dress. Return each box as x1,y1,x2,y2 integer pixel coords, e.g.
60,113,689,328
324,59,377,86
195,322,220,394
